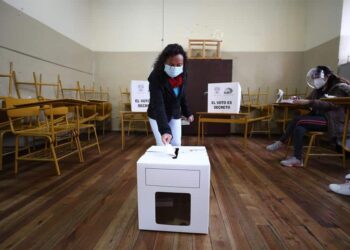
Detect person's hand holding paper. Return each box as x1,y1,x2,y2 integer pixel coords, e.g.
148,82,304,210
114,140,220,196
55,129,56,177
161,133,172,145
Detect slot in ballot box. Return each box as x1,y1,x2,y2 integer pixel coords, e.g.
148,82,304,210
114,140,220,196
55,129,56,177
137,146,211,234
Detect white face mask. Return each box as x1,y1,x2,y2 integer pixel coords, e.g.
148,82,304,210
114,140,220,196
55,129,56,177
314,78,326,89
164,64,183,78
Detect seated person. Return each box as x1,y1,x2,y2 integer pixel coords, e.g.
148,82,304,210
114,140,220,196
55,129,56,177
266,65,350,167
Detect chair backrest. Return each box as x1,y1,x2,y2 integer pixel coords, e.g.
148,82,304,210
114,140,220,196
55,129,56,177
242,87,269,106
12,71,38,98
34,73,60,99
5,97,40,133
59,80,81,99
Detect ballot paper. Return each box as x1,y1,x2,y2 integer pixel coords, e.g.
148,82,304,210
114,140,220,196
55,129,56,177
146,144,176,157
164,143,176,157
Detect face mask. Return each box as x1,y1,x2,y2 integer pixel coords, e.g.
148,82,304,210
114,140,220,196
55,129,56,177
314,78,326,89
164,64,183,78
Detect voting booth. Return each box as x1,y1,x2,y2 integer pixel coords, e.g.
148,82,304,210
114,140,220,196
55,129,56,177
130,80,150,112
137,146,211,234
208,82,241,113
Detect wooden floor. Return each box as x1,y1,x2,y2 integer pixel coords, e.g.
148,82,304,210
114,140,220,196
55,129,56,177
1,133,350,249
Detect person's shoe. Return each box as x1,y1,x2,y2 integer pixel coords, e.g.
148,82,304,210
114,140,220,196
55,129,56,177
329,183,350,196
280,157,303,167
346,174,350,181
266,141,284,151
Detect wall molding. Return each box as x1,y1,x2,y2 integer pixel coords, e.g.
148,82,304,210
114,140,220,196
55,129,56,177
0,45,92,75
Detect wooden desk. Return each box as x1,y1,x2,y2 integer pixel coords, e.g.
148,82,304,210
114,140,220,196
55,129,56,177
272,102,310,131
320,97,350,152
120,111,148,149
197,112,270,148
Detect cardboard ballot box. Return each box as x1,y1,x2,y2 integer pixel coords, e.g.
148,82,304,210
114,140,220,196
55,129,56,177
137,146,211,234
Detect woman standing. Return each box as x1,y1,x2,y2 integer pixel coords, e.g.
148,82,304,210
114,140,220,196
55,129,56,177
147,44,194,146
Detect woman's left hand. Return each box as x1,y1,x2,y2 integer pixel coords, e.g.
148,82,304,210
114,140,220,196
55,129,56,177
187,115,194,123
293,99,310,105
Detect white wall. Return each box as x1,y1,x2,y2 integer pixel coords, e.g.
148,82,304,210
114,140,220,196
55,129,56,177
92,0,307,52
3,0,93,49
339,0,350,65
304,0,343,50
0,1,93,99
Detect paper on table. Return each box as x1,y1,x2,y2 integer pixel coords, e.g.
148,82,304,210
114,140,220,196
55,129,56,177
280,99,294,104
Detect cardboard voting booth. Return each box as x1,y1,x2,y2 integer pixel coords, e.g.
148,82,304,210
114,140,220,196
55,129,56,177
137,146,211,234
208,82,241,113
130,80,150,112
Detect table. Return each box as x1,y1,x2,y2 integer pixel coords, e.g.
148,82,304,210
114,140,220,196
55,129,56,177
120,111,148,149
197,112,271,148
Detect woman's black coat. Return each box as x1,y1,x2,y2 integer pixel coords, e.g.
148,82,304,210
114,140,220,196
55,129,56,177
147,69,191,135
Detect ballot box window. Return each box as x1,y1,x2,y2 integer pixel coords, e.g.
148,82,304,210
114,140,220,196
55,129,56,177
155,192,191,226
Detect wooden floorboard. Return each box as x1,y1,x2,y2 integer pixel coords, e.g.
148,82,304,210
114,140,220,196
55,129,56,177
0,132,350,249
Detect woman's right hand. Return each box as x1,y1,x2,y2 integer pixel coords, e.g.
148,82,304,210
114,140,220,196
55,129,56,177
162,133,172,145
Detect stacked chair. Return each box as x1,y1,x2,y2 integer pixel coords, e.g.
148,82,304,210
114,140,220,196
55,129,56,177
0,62,15,170
0,62,104,175
80,84,112,137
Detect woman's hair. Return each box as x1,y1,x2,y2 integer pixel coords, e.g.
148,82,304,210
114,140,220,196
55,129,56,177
316,65,350,91
153,43,188,75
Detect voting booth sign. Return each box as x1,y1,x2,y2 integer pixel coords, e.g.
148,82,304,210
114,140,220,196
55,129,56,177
207,82,241,113
130,80,150,112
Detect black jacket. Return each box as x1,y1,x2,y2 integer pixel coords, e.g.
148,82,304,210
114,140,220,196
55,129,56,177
147,70,192,135
307,83,350,140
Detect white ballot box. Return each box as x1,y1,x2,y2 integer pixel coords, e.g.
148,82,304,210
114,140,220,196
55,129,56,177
208,82,241,113
137,146,211,234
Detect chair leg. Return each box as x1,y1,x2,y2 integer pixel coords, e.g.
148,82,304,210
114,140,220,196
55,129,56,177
244,122,248,149
144,121,148,136
102,121,105,137
74,131,84,163
48,138,61,176
15,135,19,174
249,123,254,138
128,121,132,136
93,126,101,153
304,135,316,168
342,146,346,169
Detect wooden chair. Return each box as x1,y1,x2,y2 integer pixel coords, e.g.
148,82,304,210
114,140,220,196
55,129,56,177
80,85,112,136
241,87,272,137
13,71,39,98
286,131,346,168
5,97,83,175
43,104,101,156
59,80,81,99
119,87,148,136
33,73,60,99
